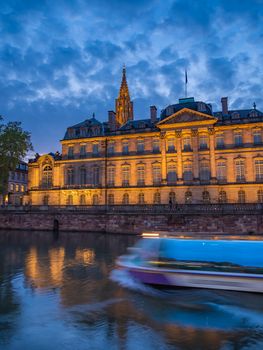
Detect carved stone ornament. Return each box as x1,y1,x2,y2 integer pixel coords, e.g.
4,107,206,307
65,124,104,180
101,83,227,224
175,130,182,138
191,129,198,137
208,128,215,135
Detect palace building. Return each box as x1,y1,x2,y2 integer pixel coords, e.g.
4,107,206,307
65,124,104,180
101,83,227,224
28,67,263,206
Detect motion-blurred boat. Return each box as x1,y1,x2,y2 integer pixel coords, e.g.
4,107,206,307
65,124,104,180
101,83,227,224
116,233,263,293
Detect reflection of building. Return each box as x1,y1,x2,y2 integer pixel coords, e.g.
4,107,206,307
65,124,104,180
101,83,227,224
7,161,28,205
28,68,263,205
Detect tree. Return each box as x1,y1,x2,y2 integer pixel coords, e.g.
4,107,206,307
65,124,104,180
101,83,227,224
0,116,33,204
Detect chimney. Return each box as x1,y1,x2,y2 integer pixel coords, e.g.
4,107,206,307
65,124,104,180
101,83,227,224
108,111,117,131
150,105,157,123
221,97,228,115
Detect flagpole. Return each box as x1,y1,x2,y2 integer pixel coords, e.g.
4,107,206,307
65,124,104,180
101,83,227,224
185,69,188,98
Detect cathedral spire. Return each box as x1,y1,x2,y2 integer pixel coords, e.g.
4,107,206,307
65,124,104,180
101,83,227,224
115,65,133,127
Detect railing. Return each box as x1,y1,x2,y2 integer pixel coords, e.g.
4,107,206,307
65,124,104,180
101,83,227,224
1,203,263,214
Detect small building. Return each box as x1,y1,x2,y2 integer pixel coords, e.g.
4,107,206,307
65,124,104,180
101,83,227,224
7,161,28,205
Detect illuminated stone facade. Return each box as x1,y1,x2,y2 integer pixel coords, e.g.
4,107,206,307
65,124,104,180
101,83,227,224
28,69,263,206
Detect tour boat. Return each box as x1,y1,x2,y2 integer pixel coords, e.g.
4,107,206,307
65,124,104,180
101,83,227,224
116,233,263,293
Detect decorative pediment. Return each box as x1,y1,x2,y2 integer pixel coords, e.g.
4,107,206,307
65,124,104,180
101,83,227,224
157,108,217,128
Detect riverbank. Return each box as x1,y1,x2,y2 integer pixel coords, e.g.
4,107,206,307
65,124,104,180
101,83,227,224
0,204,262,234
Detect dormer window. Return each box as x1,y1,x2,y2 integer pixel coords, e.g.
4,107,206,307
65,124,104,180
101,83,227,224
231,112,240,119
138,122,145,129
249,110,258,118
68,128,75,138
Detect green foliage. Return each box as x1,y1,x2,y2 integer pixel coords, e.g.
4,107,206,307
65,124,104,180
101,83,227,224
0,116,33,197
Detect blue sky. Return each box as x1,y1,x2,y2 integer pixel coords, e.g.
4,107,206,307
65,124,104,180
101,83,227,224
1,0,263,154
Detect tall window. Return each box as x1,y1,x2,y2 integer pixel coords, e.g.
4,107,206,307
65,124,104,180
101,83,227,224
238,190,246,203
92,194,99,205
183,136,191,151
108,142,115,155
107,166,115,186
218,190,227,203
43,195,49,206
68,146,74,159
122,141,129,155
67,194,73,205
255,160,263,181
42,165,53,188
152,139,160,153
137,165,145,186
138,193,145,204
235,159,245,182
185,191,192,204
253,130,262,145
169,191,176,204
108,194,114,205
92,166,100,185
122,165,130,186
183,162,193,182
137,139,144,154
202,190,210,203
80,145,86,158
167,138,175,152
92,143,99,156
80,167,86,185
122,193,129,204
216,133,224,148
199,161,210,182
167,163,177,184
67,168,74,185
80,194,86,205
152,164,161,185
234,131,243,146
217,161,227,182
258,190,263,203
199,135,208,150
153,192,161,204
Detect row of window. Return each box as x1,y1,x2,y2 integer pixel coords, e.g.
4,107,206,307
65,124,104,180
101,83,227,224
10,171,27,182
66,130,263,158
42,159,263,188
9,183,26,192
43,190,263,206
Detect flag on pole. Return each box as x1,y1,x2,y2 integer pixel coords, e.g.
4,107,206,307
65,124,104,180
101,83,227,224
185,69,188,84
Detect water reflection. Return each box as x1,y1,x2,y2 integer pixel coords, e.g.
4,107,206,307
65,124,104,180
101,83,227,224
1,230,263,349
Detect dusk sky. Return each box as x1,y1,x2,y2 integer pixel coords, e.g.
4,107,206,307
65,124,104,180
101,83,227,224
1,0,263,155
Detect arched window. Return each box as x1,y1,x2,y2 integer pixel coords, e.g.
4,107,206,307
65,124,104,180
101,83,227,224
92,194,99,205
167,163,177,184
169,191,176,204
80,168,86,185
80,194,86,205
138,193,145,204
218,190,227,203
67,194,73,205
122,193,129,205
202,190,210,203
238,190,246,203
43,195,49,205
185,191,192,204
108,194,114,205
67,168,74,185
42,165,53,188
153,192,161,204
258,190,263,203
255,160,263,181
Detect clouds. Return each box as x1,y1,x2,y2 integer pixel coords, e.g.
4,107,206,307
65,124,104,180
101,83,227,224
0,0,263,153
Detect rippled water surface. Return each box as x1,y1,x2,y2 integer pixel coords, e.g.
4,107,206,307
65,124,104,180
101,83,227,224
1,231,263,349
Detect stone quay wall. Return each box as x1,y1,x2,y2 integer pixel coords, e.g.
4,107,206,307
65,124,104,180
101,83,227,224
0,204,262,235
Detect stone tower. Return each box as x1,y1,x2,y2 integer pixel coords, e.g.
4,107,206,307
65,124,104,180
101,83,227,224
115,66,133,127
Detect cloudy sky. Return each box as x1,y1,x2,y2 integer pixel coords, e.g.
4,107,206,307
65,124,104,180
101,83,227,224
1,0,263,154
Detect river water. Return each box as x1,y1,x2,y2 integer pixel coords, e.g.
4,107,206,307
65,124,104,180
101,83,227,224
1,231,263,350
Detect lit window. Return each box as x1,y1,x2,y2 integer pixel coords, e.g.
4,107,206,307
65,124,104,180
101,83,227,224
122,165,130,186
167,138,175,152
218,191,227,203
153,192,161,204
185,191,192,204
137,165,145,186
152,164,161,185
255,160,263,181
235,159,245,182
217,161,227,182
238,190,246,203
21,185,24,192
199,135,208,150
10,183,14,192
